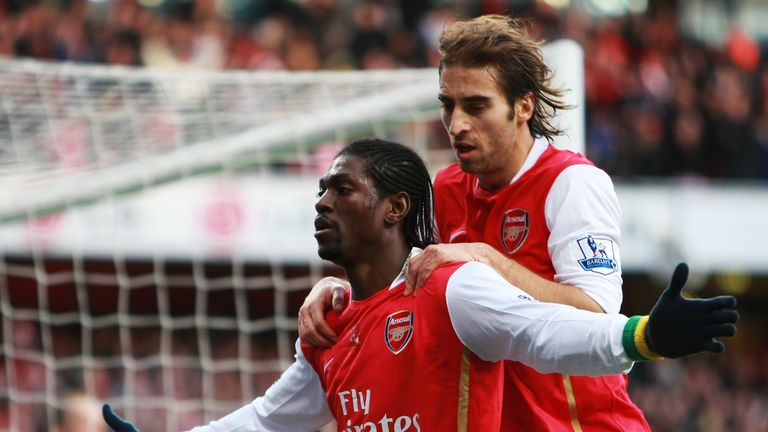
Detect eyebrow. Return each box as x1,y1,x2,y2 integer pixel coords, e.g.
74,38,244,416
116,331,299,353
438,94,491,103
319,172,353,186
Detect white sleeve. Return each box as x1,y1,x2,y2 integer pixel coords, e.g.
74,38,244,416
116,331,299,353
187,340,332,432
445,261,633,376
546,164,623,314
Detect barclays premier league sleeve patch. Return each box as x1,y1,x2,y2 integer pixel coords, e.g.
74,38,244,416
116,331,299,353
576,235,618,275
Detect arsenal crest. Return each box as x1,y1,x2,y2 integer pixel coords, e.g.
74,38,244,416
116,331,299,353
501,209,529,254
385,310,414,355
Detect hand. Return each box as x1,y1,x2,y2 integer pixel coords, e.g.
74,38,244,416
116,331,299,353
102,404,140,432
298,277,349,347
646,263,739,358
404,243,497,295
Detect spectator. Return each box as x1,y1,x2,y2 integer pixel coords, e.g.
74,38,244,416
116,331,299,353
43,391,106,432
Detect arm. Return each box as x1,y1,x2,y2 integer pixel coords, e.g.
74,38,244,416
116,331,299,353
545,164,624,313
187,341,332,432
443,261,737,375
103,340,333,432
405,243,604,312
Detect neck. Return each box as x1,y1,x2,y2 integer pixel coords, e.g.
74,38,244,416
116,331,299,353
344,242,411,301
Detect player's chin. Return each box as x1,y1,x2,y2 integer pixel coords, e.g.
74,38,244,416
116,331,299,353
456,158,482,174
316,243,342,262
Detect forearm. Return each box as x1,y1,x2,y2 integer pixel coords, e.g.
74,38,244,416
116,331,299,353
190,340,332,431
448,262,737,376
446,261,632,375
482,247,605,312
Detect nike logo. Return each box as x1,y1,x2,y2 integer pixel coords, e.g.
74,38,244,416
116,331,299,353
323,357,335,372
449,230,467,242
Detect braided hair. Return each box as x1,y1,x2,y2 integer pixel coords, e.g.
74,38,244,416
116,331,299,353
337,138,437,249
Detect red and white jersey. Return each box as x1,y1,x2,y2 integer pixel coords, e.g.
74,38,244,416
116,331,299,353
189,255,633,432
434,138,649,431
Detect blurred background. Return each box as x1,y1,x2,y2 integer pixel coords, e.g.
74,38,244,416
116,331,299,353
0,0,766,431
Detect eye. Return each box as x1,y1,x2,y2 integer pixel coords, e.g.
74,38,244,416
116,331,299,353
465,102,485,114
337,186,353,196
316,185,326,197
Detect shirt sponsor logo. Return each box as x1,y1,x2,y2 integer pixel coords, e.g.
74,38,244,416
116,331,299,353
338,388,422,431
576,235,618,275
501,208,529,254
340,413,421,432
385,310,413,355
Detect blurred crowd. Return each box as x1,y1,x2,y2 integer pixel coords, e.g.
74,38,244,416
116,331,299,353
1,0,768,180
629,352,768,432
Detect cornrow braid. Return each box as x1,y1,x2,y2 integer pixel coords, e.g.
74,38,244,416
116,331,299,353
338,138,437,249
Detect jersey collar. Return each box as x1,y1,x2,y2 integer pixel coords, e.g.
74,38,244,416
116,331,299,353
509,136,550,185
389,247,422,290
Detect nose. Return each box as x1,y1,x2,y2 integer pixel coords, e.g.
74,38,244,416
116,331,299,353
315,190,332,214
446,109,470,137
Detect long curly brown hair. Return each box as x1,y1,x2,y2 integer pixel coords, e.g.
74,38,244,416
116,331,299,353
439,15,571,141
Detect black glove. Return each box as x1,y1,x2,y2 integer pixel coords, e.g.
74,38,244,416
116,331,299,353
646,262,739,358
103,404,140,432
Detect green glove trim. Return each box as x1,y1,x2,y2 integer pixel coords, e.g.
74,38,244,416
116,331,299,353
622,315,646,361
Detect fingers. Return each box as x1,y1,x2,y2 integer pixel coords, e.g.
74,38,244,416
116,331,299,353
663,262,689,299
102,404,138,432
404,252,428,295
299,278,348,346
298,301,337,347
407,245,441,296
702,339,726,353
702,295,737,311
404,251,432,296
298,312,334,347
706,309,740,325
404,255,418,296
102,404,118,428
331,285,346,311
707,323,738,338
102,403,121,426
309,300,339,344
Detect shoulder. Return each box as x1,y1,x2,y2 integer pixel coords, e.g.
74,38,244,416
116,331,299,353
540,146,595,172
423,261,468,286
553,163,615,195
434,163,468,188
417,261,471,297
519,145,597,190
429,261,510,295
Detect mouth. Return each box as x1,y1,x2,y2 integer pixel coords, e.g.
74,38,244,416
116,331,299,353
314,215,335,235
452,141,476,159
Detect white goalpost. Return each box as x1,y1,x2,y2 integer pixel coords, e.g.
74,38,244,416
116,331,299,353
0,41,583,431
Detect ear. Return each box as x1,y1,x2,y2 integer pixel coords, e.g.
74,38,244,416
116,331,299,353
515,93,535,123
383,192,410,226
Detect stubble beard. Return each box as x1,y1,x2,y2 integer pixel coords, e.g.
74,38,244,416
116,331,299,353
456,154,489,177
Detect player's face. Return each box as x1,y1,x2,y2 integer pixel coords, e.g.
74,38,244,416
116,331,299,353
439,65,530,190
314,155,386,264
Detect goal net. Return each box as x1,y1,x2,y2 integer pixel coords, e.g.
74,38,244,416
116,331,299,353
0,41,583,431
